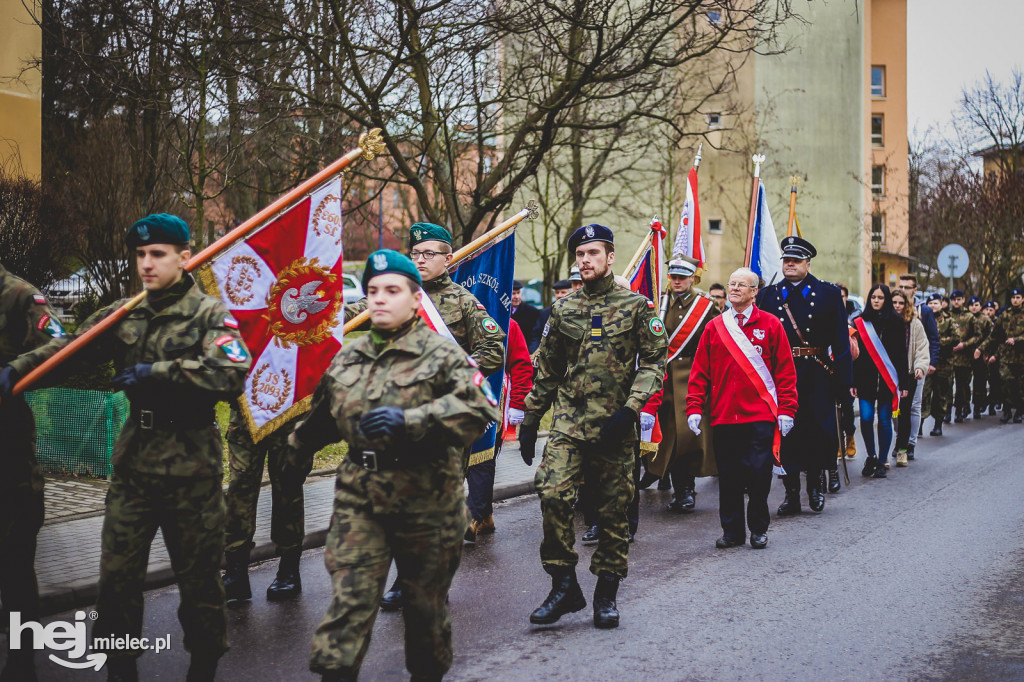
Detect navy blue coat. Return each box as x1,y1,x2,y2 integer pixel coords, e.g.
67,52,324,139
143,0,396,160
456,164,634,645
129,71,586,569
756,274,852,471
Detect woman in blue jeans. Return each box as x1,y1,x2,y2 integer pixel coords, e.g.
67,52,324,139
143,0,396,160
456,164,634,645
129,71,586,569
851,284,911,478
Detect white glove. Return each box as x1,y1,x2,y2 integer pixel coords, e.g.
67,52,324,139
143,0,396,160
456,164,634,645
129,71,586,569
640,412,656,431
508,408,525,426
687,414,702,436
778,415,794,437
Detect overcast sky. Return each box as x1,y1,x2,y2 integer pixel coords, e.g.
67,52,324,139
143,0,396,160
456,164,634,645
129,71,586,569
907,0,1024,140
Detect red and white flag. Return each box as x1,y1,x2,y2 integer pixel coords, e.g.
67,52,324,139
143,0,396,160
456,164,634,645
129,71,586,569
197,177,346,442
673,166,705,268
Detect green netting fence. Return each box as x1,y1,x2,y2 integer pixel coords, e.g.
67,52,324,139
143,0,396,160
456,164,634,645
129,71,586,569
24,388,129,477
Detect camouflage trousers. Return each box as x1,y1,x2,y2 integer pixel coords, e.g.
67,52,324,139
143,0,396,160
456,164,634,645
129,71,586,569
94,470,227,659
224,411,304,555
953,366,973,411
930,367,953,420
921,373,933,420
999,362,1024,411
536,433,635,578
310,461,466,678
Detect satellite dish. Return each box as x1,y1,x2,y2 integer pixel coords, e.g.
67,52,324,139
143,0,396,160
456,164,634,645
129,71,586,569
937,244,969,279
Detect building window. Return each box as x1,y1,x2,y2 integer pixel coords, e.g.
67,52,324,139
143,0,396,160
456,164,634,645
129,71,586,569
707,112,721,129
871,66,885,98
707,218,723,234
872,261,887,285
871,165,885,197
872,213,885,246
871,114,884,147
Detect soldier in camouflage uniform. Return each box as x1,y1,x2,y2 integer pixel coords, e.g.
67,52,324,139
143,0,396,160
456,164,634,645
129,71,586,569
6,215,250,682
221,408,305,603
927,293,959,436
519,224,666,630
983,287,1024,424
982,300,1003,415
0,263,65,681
947,290,981,422
969,296,993,419
346,222,505,608
285,250,498,682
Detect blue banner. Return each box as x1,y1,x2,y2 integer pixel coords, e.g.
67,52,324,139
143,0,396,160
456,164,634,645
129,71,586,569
454,231,515,464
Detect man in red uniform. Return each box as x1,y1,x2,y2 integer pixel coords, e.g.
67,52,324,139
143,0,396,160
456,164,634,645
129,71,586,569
686,267,798,550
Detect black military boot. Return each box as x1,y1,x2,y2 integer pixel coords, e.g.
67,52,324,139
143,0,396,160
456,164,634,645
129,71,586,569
807,470,825,512
954,406,965,423
862,456,878,477
777,475,801,516
222,548,252,602
581,523,599,545
827,466,841,493
267,549,302,601
930,417,944,435
186,653,219,682
944,408,952,424
106,657,138,682
974,406,984,419
380,579,404,611
989,404,998,416
592,572,621,629
667,478,696,513
530,566,586,625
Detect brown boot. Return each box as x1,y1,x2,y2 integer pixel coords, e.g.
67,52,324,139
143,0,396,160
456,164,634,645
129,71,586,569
844,434,857,459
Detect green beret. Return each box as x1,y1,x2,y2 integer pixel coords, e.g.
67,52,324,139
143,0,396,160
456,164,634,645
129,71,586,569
408,222,452,248
362,249,423,290
125,214,190,248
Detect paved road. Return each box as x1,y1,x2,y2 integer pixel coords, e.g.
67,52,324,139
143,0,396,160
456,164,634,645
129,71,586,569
12,417,1024,680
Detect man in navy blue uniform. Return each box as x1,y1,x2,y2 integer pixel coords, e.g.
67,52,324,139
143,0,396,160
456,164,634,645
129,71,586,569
756,237,852,514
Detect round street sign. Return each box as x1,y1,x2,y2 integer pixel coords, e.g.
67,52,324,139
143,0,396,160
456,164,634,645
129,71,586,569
937,243,969,279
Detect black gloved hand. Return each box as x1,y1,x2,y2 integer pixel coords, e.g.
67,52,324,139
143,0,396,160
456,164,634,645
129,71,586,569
0,365,19,401
518,417,539,466
111,363,154,392
599,406,638,446
359,406,406,441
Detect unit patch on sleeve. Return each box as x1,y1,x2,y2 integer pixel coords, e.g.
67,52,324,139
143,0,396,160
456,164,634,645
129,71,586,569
215,334,249,363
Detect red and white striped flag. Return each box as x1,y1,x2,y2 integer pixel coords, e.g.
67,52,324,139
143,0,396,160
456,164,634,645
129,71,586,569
673,166,705,269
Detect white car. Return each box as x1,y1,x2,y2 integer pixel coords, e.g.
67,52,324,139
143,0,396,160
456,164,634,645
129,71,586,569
342,273,364,303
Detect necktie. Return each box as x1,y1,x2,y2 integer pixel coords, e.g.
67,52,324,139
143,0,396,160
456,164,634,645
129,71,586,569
736,313,745,327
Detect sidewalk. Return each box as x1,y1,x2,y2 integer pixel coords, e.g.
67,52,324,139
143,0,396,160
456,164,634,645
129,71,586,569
36,441,540,616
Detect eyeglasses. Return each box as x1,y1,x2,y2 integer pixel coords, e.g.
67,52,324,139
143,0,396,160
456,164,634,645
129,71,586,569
727,282,754,289
409,250,447,261
711,294,725,300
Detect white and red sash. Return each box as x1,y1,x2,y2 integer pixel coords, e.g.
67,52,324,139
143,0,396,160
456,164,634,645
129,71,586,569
417,293,457,344
854,317,901,415
715,311,786,475
663,293,715,363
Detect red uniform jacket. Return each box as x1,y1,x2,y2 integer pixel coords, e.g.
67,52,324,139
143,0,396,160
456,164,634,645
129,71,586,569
506,320,533,411
686,305,798,425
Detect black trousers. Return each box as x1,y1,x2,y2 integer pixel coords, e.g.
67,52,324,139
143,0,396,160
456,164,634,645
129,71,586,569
712,421,775,540
972,358,989,411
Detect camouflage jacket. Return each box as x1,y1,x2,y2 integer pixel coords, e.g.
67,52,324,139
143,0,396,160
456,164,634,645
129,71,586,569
346,272,506,376
984,305,1024,364
289,318,499,511
525,273,667,442
10,274,251,477
1,264,66,492
948,307,981,367
934,310,961,368
974,312,993,358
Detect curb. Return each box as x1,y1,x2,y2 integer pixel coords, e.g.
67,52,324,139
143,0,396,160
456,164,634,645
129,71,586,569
39,459,539,617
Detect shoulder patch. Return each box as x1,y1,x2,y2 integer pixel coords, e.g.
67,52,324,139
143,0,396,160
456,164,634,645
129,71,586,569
647,300,656,308
224,316,240,329
649,318,665,336
542,322,551,338
32,294,47,305
476,303,486,310
481,317,499,333
37,314,66,338
215,334,249,363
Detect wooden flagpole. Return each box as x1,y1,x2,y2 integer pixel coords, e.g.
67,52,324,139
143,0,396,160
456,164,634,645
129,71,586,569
743,154,766,267
11,129,388,397
786,175,800,238
342,199,540,333
622,231,654,279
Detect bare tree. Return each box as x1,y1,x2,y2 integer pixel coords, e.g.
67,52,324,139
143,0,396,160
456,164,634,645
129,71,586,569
955,67,1024,176
0,168,78,287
